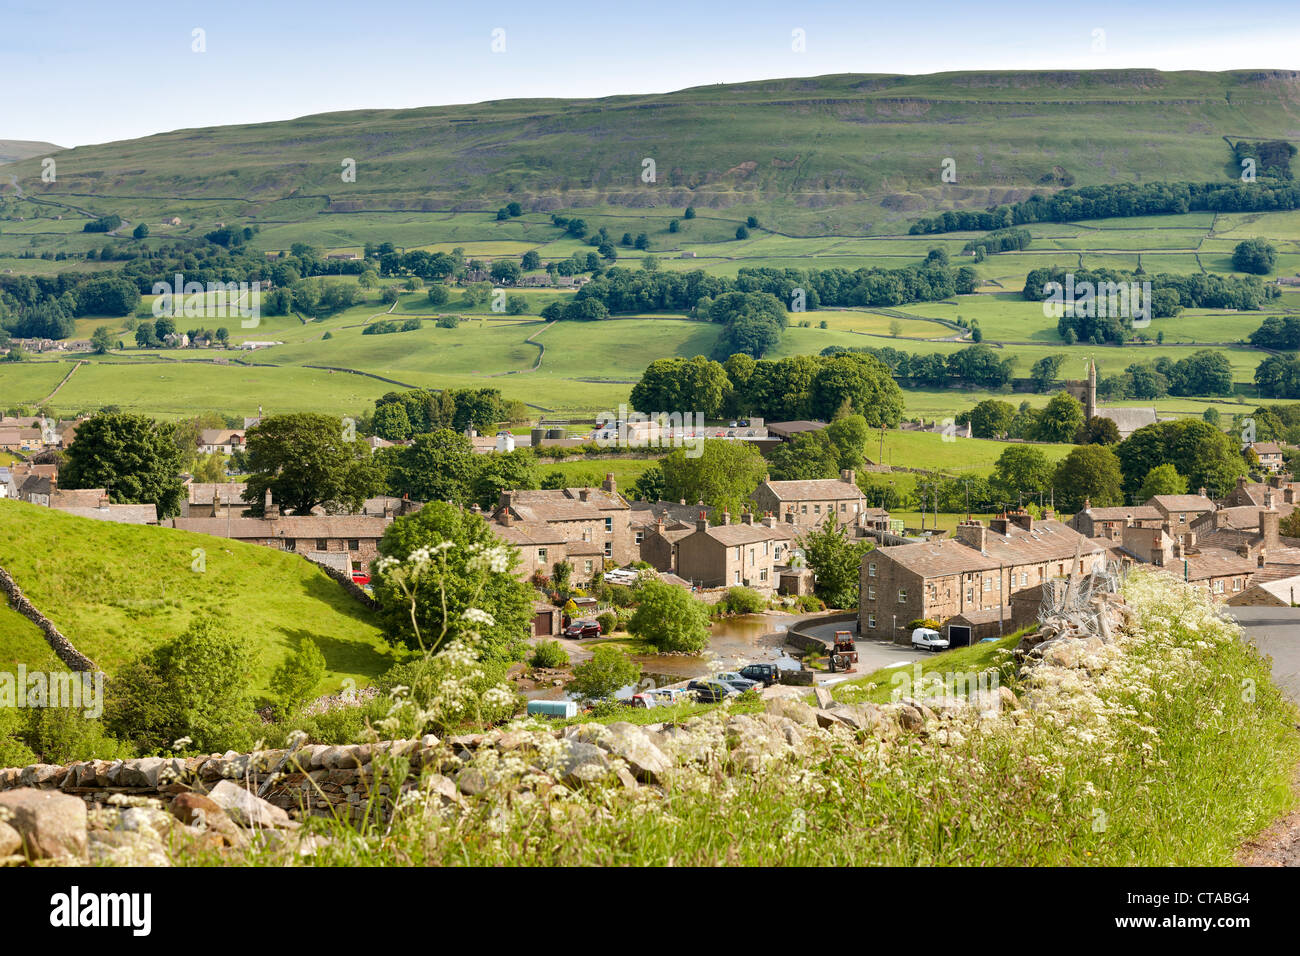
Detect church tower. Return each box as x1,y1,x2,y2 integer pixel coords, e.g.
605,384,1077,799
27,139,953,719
1086,359,1097,420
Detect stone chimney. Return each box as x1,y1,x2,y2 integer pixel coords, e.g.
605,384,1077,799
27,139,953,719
763,473,771,483
741,511,754,525
721,510,730,526
264,489,279,518
696,511,708,533
762,513,777,529
840,468,856,486
1009,510,1035,533
1083,497,1092,512
1173,539,1185,560
579,488,590,503
1286,487,1296,506
1236,475,1249,492
501,491,513,510
383,500,395,519
1262,506,1280,552
601,473,616,495
955,519,987,553
1198,486,1208,498
97,493,110,511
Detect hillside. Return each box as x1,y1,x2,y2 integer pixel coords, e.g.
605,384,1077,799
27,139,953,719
6,70,1300,233
0,501,398,695
0,138,61,166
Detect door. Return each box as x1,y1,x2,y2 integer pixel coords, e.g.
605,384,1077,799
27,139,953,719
948,624,972,648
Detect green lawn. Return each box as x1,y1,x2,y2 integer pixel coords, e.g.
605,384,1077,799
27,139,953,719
0,501,397,697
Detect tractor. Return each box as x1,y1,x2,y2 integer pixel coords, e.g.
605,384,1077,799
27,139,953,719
827,630,859,673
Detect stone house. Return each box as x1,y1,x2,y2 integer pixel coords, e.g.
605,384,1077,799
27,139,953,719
858,511,1106,645
197,429,246,455
751,470,868,529
657,512,797,590
1245,441,1286,473
1146,493,1215,532
489,475,635,568
1069,501,1163,542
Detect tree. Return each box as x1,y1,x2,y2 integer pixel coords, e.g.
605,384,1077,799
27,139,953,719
1052,445,1124,512
1034,391,1086,443
628,580,710,653
60,412,186,518
1138,464,1188,501
268,638,327,718
490,260,521,284
132,222,149,239
630,463,666,502
768,431,839,481
735,225,750,240
522,250,541,271
371,501,533,658
568,647,641,702
801,515,870,608
1116,419,1245,499
992,445,1054,503
106,615,256,754
684,206,696,219
659,440,768,515
824,413,871,470
1029,353,1067,391
1232,238,1277,275
1076,416,1120,445
90,326,115,354
388,429,478,504
966,399,1016,439
242,413,383,516
471,448,539,509
808,352,904,426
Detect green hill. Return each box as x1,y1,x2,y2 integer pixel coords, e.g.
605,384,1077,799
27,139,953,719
0,138,62,166
7,69,1300,234
0,501,398,695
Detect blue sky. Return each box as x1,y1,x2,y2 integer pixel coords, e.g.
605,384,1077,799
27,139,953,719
5,0,1299,147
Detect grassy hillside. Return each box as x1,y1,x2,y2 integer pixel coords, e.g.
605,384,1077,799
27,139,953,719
0,501,398,696
0,139,61,165
6,70,1300,232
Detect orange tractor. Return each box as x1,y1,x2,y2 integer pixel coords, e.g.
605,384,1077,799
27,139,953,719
827,630,859,673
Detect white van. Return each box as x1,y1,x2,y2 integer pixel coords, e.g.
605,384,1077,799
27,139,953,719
911,627,949,651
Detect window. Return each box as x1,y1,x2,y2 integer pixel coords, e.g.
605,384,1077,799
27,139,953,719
603,542,612,558
1020,571,1029,586
584,560,593,574
538,548,547,562
285,539,297,552
347,539,360,551
898,588,907,603
759,569,768,582
868,563,876,578
814,504,821,514
635,531,644,544
983,576,992,592
316,539,328,551
867,615,877,629
735,570,741,584
1213,579,1225,594
868,586,876,601
735,547,741,560
1233,578,1243,592
749,548,755,563
604,517,613,532
966,588,974,602
840,502,846,512
801,504,808,515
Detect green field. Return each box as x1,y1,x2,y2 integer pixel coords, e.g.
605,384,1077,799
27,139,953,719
0,501,396,695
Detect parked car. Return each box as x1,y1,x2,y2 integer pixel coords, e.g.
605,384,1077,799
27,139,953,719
563,620,602,639
739,663,780,686
631,687,689,709
713,671,761,693
911,627,949,652
687,679,739,704
351,571,371,586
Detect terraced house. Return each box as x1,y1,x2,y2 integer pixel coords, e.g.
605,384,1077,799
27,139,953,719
657,511,797,590
859,511,1106,645
486,475,635,581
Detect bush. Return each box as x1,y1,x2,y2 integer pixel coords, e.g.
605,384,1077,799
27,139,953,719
794,594,826,613
719,586,767,615
106,614,257,754
268,637,327,718
569,647,640,701
597,611,618,635
530,639,569,669
628,580,710,653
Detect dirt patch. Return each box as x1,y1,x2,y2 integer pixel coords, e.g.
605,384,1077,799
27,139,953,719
1237,760,1300,866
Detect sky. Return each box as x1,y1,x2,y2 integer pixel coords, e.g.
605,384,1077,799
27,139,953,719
5,0,1300,148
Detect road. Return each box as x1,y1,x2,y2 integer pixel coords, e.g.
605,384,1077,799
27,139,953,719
1225,607,1300,701
798,620,930,686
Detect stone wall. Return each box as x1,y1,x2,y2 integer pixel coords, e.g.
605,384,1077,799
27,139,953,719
0,563,99,672
312,563,379,610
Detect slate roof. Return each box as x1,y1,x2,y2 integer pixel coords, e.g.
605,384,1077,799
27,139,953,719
169,515,391,538
757,478,865,501
1148,494,1215,513
874,519,1102,577
186,482,248,504
56,504,158,524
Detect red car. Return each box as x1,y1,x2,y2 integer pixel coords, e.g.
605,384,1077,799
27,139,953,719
351,571,371,586
563,620,602,639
